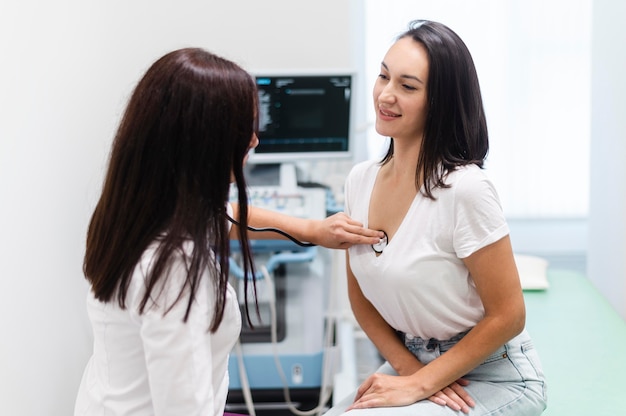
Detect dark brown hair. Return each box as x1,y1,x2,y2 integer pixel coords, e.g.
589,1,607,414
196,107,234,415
381,20,489,198
83,48,256,331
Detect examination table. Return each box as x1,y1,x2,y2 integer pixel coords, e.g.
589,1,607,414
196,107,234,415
524,270,626,415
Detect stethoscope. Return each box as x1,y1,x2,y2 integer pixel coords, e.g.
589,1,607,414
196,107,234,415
371,230,388,254
225,213,316,247
227,213,389,253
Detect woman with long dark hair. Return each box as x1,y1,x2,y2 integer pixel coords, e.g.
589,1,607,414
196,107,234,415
324,21,547,415
74,48,381,416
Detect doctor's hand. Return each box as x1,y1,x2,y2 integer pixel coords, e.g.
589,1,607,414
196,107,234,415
312,213,383,249
347,373,474,414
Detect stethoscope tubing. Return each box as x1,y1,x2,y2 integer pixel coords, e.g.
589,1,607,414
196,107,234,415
225,213,316,247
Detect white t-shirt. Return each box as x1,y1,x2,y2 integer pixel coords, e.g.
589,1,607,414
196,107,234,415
345,160,509,341
75,211,241,416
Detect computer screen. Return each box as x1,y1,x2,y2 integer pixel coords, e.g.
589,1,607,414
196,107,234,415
248,72,354,164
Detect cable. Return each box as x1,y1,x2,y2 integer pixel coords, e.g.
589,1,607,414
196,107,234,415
234,339,257,416
232,250,336,415
225,213,316,247
261,265,335,416
234,263,335,416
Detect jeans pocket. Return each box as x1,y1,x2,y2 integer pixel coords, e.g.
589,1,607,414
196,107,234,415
520,340,545,380
482,345,509,364
520,339,548,402
466,346,520,383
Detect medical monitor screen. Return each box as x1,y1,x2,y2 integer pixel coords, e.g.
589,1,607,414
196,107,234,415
250,73,353,163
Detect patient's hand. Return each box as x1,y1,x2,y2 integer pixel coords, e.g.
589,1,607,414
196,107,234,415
428,379,475,413
347,373,474,413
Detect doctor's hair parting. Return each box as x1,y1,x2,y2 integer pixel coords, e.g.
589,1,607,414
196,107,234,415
83,48,257,332
380,20,489,199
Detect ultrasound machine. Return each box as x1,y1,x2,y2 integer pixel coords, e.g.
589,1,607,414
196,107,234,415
225,72,355,416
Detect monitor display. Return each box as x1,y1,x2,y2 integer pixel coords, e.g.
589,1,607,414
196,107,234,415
248,72,354,164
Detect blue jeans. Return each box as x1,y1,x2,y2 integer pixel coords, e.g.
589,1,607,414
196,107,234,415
324,329,547,415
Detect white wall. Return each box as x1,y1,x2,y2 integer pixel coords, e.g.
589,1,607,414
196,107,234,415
0,1,361,415
588,0,626,319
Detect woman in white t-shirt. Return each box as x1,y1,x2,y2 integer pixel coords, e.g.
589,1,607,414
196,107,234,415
324,21,547,415
75,48,382,416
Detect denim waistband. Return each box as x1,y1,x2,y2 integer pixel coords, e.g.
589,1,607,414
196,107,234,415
402,330,470,351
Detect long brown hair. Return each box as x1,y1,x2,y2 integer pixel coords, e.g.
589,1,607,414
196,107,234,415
83,48,256,331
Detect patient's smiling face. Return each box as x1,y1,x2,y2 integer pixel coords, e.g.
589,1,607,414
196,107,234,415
373,36,430,143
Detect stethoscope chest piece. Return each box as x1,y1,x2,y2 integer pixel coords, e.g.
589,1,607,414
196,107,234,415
371,230,388,254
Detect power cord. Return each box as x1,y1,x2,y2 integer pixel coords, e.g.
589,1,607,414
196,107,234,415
234,264,337,416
